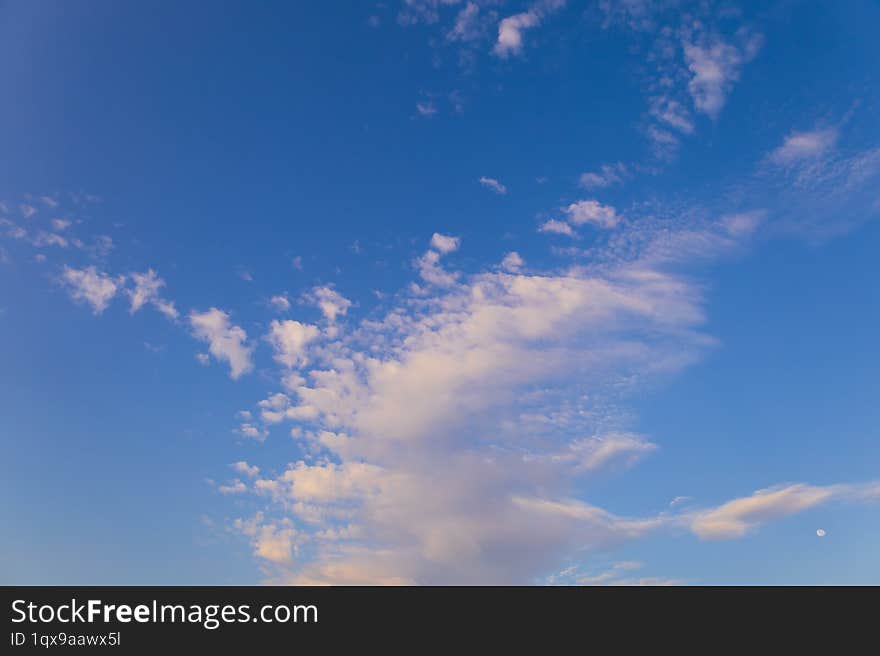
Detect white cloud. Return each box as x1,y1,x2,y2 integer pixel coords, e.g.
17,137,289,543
649,97,694,134
33,232,68,248
478,176,507,195
61,266,124,314
127,269,178,319
20,204,37,219
310,286,352,323
237,423,268,442
416,236,461,287
189,308,254,379
218,479,248,495
430,232,460,254
493,11,539,58
538,219,575,237
501,251,523,272
51,218,72,231
232,461,260,479
416,100,437,117
722,210,765,237
689,484,839,540
564,433,657,471
227,241,719,582
579,162,627,189
492,0,567,59
266,319,320,368
195,352,210,366
447,2,483,42
563,200,620,229
683,30,763,119
269,294,291,312
234,514,297,565
769,128,839,165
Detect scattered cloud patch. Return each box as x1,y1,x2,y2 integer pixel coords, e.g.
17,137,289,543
269,294,291,313
61,266,124,314
769,127,839,166
128,269,178,319
538,219,575,237
190,308,254,379
479,176,507,195
563,200,620,229
266,319,320,369
579,163,628,189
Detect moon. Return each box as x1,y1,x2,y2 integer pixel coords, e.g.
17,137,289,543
816,529,826,537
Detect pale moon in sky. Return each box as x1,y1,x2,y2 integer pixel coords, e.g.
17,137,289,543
816,529,827,537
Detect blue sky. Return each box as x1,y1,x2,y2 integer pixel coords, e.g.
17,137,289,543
1,0,879,585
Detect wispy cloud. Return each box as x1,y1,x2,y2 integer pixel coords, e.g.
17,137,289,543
768,127,839,165
579,162,628,190
478,176,507,194
128,269,178,319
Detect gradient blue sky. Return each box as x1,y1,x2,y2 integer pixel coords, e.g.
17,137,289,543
1,0,879,585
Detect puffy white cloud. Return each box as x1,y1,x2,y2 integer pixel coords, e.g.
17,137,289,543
416,237,461,286
61,266,124,314
430,233,459,254
538,219,575,237
310,286,352,323
769,127,839,165
266,319,320,368
228,236,719,582
501,251,523,272
563,200,620,229
478,176,507,195
233,514,297,565
269,294,291,312
189,308,254,379
232,461,260,479
51,218,71,231
237,423,268,442
493,11,539,58
492,0,566,59
127,269,178,319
